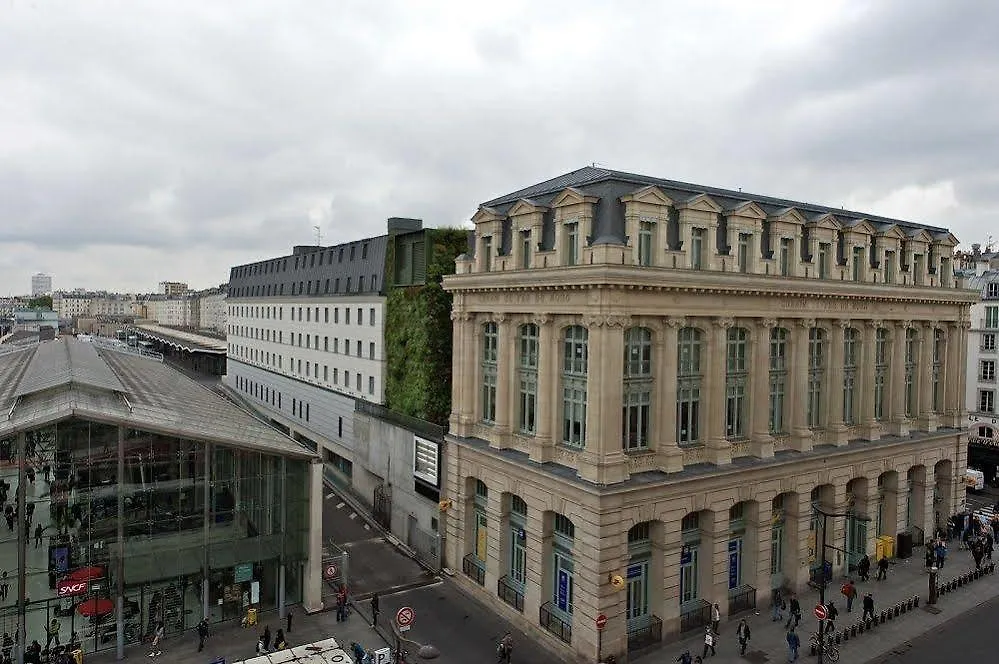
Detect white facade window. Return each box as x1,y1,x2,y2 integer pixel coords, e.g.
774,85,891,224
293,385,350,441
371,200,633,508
981,360,996,382
521,231,532,269
852,246,864,282
817,242,830,279
768,328,788,434
725,327,748,438
564,222,579,266
987,306,999,329
988,283,999,299
983,333,996,352
677,327,702,445
807,327,825,428
980,390,995,414
562,326,588,447
623,327,653,450
518,324,539,435
691,229,705,270
779,238,792,277
736,233,750,273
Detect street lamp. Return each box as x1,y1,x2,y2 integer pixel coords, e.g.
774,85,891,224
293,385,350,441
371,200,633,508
813,505,871,664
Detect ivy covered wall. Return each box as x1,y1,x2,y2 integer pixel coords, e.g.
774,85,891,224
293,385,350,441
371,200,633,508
384,228,469,426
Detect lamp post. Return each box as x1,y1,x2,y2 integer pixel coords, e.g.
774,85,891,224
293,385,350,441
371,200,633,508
813,505,871,664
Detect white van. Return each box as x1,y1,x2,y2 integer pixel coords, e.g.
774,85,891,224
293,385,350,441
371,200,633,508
965,468,986,492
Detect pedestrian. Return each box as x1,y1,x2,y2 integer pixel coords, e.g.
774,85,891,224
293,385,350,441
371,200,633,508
0,572,8,602
497,632,512,663
147,620,164,658
972,539,984,569
256,635,268,654
862,592,875,622
286,609,292,633
785,594,801,630
675,651,693,664
196,618,208,652
336,584,348,622
352,642,365,662
786,629,800,662
711,603,720,633
876,555,889,581
275,629,287,650
772,588,784,622
702,627,716,658
45,618,59,649
370,592,380,628
924,542,935,570
824,601,838,632
857,554,871,582
33,524,42,549
262,624,271,651
840,579,857,612
736,619,751,655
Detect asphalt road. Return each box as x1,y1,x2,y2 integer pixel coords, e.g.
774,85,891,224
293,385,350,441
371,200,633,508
865,592,999,663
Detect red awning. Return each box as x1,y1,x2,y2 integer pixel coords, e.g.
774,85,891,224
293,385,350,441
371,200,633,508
77,598,114,618
65,566,104,583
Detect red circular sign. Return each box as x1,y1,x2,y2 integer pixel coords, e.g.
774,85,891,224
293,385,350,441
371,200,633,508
396,606,415,627
324,564,338,580
813,604,828,620
595,614,608,630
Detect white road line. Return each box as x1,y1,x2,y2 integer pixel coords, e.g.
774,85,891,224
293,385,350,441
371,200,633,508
336,502,346,509
325,493,337,499
364,524,370,530
349,512,358,520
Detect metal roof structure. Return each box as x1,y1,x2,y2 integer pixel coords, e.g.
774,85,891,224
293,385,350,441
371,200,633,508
0,338,316,460
131,323,228,353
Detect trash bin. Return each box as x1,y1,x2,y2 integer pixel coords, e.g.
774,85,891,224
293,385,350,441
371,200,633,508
246,607,257,626
896,531,913,559
71,649,84,664
876,535,895,559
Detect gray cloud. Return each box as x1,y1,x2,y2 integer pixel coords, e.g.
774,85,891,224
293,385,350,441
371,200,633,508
0,0,995,293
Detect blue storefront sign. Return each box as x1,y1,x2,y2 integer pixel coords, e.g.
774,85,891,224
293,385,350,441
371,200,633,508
627,563,643,580
556,570,569,611
728,539,740,590
680,546,692,565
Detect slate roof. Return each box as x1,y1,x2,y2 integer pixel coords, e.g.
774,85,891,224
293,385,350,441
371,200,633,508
0,338,316,460
481,166,951,240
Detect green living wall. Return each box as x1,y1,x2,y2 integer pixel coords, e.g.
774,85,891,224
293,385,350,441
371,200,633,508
384,228,468,426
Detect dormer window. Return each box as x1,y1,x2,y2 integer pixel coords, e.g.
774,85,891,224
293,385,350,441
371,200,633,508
521,231,532,269
779,238,793,277
913,254,924,285
987,283,999,299
737,233,750,273
940,256,952,286
817,243,831,279
482,236,493,272
638,221,654,266
691,228,705,270
564,222,579,266
884,251,896,284
852,246,865,282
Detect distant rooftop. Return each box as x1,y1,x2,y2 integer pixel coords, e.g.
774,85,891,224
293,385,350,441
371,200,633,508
0,338,314,459
132,323,228,353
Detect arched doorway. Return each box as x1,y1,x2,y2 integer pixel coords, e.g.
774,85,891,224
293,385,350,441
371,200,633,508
845,477,870,570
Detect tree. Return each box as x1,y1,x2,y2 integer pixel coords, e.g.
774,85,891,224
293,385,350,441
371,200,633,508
27,295,52,310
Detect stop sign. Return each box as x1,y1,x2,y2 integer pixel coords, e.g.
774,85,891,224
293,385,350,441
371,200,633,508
814,604,828,620
595,613,608,630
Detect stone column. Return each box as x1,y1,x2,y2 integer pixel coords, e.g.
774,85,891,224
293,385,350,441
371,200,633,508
483,486,504,591
662,514,683,637
579,314,629,484
531,315,557,463
522,499,546,618
830,483,849,578
655,319,684,473
782,493,808,591
943,323,962,428
749,502,772,599
491,315,515,449
750,319,776,458
788,319,814,452
705,317,733,465
302,458,325,613
826,320,849,445
449,311,475,435
958,322,971,423
916,321,939,432
706,509,730,624
463,314,483,428
888,321,911,437
858,320,881,441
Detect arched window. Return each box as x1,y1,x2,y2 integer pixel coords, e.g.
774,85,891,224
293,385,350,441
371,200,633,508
623,327,653,450
769,328,788,434
481,323,498,424
725,327,749,438
677,328,702,445
518,324,539,435
626,521,653,623
843,327,859,425
562,326,588,448
549,513,576,619
807,327,825,428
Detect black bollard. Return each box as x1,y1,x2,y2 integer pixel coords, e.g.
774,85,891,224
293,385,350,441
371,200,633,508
834,632,841,645
842,628,849,642
850,624,858,637
913,595,920,608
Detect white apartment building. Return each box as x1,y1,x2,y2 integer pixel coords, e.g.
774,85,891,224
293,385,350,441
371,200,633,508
53,292,134,319
196,286,228,333
964,268,999,481
31,273,52,295
142,296,194,326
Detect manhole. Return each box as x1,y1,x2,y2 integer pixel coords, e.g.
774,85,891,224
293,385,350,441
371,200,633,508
742,650,769,663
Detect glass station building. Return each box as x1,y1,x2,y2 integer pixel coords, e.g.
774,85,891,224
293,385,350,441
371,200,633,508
0,338,324,660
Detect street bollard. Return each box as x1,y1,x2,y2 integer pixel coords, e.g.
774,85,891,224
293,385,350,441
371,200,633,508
842,628,849,642
850,624,858,637
834,632,841,645
912,595,919,608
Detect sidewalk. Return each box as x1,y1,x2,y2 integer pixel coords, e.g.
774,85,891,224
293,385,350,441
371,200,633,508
640,545,999,664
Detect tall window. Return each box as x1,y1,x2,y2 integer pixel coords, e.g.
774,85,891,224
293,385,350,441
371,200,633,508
852,246,865,282
521,231,532,269
481,323,498,423
482,236,493,272
551,514,575,617
843,328,859,425
638,222,654,266
769,328,788,434
623,327,653,450
913,254,924,285
562,326,588,448
564,222,579,266
518,324,539,435
691,229,705,270
987,306,999,329
817,242,830,279
737,233,750,273
904,328,917,418
985,333,998,352
980,390,995,414
677,327,702,445
725,327,748,438
874,328,888,420
932,329,943,412
779,238,792,276
883,251,896,283
807,327,825,428
982,359,997,382
509,496,528,588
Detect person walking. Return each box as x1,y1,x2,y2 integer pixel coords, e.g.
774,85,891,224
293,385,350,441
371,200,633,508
497,632,513,663
33,524,42,549
935,540,948,568
736,619,751,655
824,601,839,633
370,592,380,628
702,627,716,658
711,603,721,633
256,635,268,654
196,618,209,652
857,554,871,582
147,620,164,658
862,592,875,622
876,555,890,581
336,584,349,622
274,629,287,650
286,609,293,633
771,588,784,622
785,594,801,630
786,629,800,662
676,651,693,664
972,539,985,569
841,579,857,612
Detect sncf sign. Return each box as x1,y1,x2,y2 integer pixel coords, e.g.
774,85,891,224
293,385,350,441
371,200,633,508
56,580,89,597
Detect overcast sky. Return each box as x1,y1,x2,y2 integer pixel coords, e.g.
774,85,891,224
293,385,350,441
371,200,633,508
1,0,996,294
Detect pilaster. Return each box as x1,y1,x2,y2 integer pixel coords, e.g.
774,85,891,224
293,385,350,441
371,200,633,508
704,318,733,465
491,315,515,448
830,483,849,578
484,487,504,590
706,509,730,623
943,323,962,427
788,319,814,452
750,319,776,458
656,318,684,473
661,515,683,635
826,319,849,445
531,315,557,463
523,500,546,618
915,321,939,432
303,458,325,613
578,314,630,484
750,503,772,597
888,320,911,437
449,311,475,435
858,320,881,441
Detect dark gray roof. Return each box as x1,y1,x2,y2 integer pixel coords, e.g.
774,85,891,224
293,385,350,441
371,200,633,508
0,338,316,459
482,166,951,236
229,235,389,300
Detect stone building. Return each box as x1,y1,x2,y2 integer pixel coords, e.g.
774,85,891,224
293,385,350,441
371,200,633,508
441,166,978,662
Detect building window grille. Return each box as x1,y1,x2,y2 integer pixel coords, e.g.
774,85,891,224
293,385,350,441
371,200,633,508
779,238,792,276
638,222,654,267
676,327,702,445
562,326,588,448
623,327,653,450
725,327,748,438
874,327,888,420
904,327,917,417
481,323,499,424
807,327,825,428
736,233,750,273
691,229,705,270
564,222,579,266
843,327,859,425
932,329,943,411
852,246,865,282
518,324,539,435
769,327,788,434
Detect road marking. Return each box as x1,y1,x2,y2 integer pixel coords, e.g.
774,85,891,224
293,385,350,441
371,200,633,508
349,512,357,520
364,524,370,530
325,492,336,499
336,502,346,509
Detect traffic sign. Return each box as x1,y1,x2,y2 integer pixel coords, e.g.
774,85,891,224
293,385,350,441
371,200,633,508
323,564,339,580
813,604,828,620
595,614,608,630
396,606,415,632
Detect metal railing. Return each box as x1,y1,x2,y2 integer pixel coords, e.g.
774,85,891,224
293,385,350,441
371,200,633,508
497,576,524,612
462,553,485,586
627,615,662,652
728,585,757,615
539,602,572,644
680,599,712,633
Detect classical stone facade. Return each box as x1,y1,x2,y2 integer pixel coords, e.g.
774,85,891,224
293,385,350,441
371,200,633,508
440,167,978,663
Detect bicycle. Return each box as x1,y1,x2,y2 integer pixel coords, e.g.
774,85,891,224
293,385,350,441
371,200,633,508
809,632,840,662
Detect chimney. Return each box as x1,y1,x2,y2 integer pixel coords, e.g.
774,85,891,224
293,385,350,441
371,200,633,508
973,243,982,257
